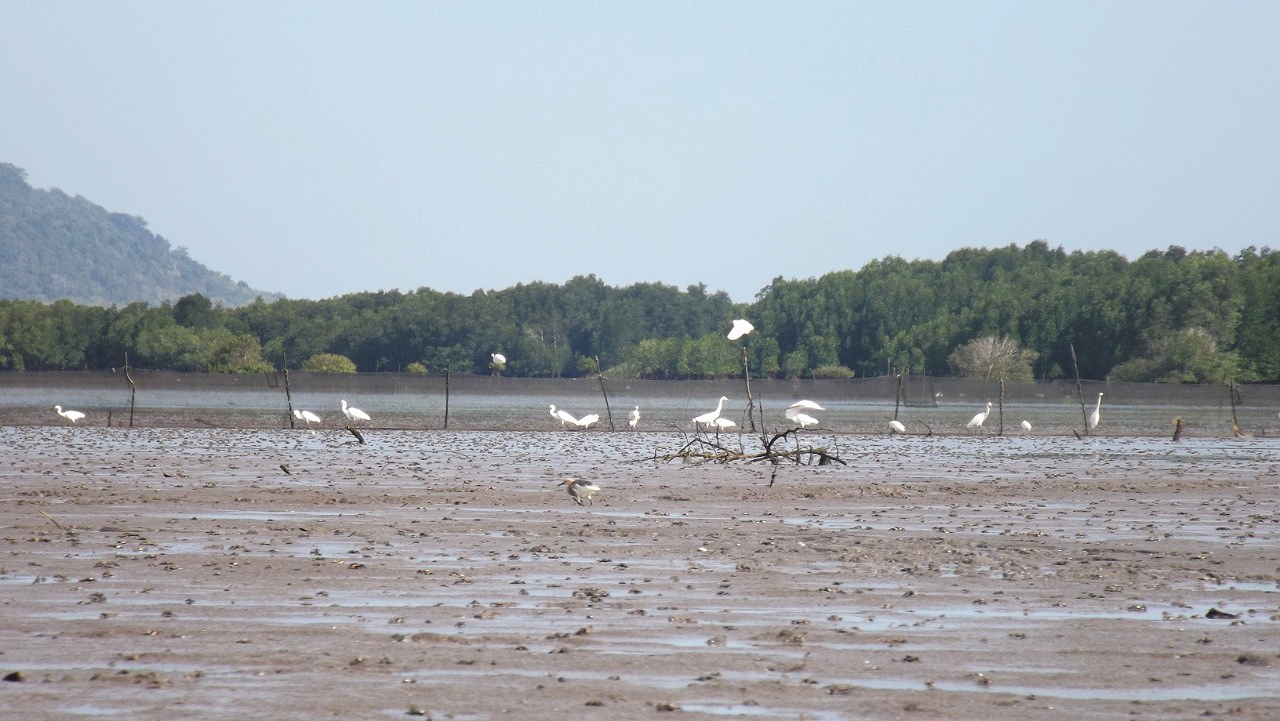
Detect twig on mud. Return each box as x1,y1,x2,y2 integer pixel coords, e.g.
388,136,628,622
37,509,62,530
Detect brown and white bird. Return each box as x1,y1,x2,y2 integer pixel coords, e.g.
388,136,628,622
561,478,601,506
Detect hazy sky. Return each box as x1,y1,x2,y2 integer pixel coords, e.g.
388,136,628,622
3,2,1278,303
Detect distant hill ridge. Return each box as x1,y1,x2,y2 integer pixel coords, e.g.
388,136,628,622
0,162,279,307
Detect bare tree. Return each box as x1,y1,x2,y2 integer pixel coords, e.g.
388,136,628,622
948,335,1038,380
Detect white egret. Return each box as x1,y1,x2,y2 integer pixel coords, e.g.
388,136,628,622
693,396,730,429
561,478,601,506
341,400,371,424
785,400,825,419
1088,392,1103,430
789,412,819,428
549,404,578,427
54,405,85,424
293,409,322,426
1020,419,1032,434
889,419,906,434
574,413,600,429
628,405,640,430
966,402,992,431
727,319,755,341
491,352,506,366
712,417,737,431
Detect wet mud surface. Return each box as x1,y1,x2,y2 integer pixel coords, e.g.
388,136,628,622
2,427,1279,720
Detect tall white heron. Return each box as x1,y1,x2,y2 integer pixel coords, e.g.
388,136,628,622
1088,392,1103,430
693,396,730,429
54,405,85,424
341,400,371,424
966,402,992,431
628,405,640,430
549,404,578,427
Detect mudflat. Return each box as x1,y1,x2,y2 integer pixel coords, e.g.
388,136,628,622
2,427,1278,720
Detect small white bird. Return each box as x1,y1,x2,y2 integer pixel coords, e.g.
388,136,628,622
574,413,600,429
628,405,640,430
889,419,906,434
966,402,992,431
693,396,730,429
1020,419,1032,434
491,352,507,366
727,318,755,341
561,478,601,506
293,409,322,426
549,404,578,427
712,416,737,432
341,399,371,424
54,405,85,424
1088,392,1103,430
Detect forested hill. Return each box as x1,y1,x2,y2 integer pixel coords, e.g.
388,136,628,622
0,163,278,307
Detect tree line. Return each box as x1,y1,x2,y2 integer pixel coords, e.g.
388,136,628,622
1,242,1277,383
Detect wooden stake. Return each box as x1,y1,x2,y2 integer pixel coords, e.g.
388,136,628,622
443,366,451,430
1070,343,1089,435
894,373,903,421
998,377,1005,436
741,346,759,435
284,368,296,428
594,356,615,431
124,352,136,428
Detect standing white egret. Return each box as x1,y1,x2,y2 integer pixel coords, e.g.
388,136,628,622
561,478,601,506
889,419,906,434
293,409,322,427
789,412,819,428
549,404,578,427
1088,392,1103,430
341,400,371,424
628,405,640,430
966,402,992,431
693,396,730,429
1020,419,1032,434
712,416,737,432
54,405,85,424
727,319,755,341
491,352,506,366
574,413,600,429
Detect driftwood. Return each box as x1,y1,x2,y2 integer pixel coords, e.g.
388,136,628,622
652,427,846,470
344,425,366,445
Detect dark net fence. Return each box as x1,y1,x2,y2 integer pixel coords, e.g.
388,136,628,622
3,371,1279,436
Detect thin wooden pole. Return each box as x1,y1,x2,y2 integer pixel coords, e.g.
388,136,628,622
741,346,759,435
894,373,903,420
1223,381,1233,437
443,366,451,430
997,377,1005,436
1070,343,1089,435
283,369,295,428
124,352,136,428
594,356,615,431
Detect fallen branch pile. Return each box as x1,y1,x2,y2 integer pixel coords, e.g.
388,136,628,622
653,427,846,467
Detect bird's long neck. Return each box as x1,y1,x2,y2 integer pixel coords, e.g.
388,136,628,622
715,398,725,414
1094,395,1102,412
